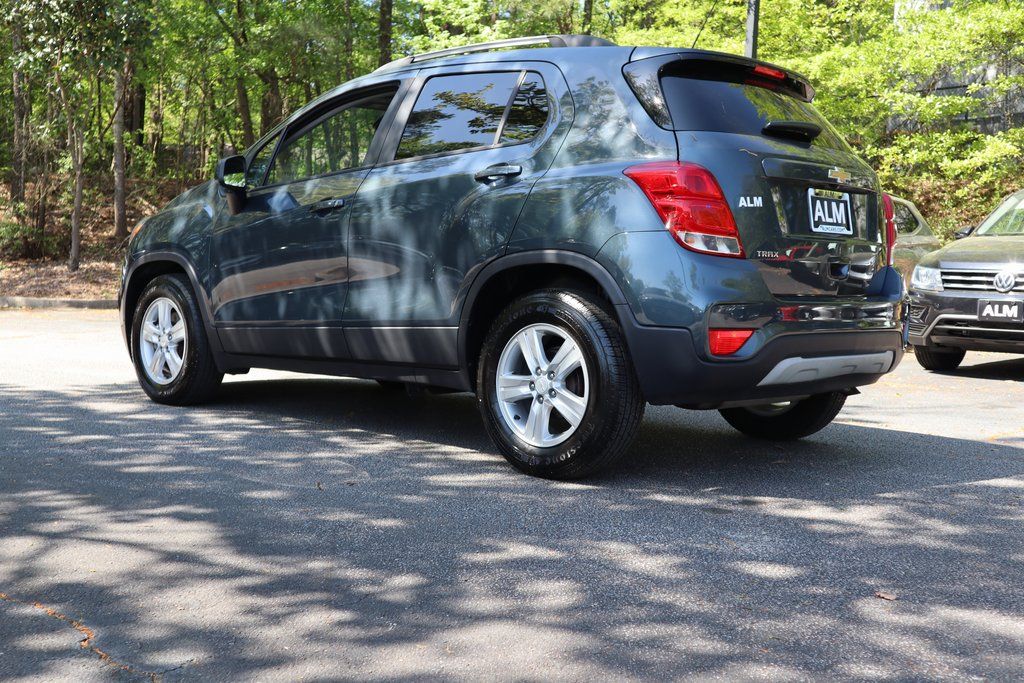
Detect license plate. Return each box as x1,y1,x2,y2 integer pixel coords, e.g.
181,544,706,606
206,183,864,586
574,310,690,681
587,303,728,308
978,299,1024,322
807,188,853,235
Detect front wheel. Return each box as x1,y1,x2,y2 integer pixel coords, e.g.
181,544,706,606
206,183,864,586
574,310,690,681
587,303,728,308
719,392,847,440
131,273,223,405
477,289,644,480
913,344,965,371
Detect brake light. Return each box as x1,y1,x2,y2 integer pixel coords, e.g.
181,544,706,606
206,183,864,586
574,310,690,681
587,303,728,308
882,193,897,267
709,329,755,356
624,162,745,258
752,64,786,81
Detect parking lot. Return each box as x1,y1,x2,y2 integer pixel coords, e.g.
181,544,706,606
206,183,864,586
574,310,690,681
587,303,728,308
1,308,1023,680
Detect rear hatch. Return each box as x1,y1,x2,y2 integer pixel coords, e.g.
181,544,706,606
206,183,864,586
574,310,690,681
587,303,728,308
627,52,884,297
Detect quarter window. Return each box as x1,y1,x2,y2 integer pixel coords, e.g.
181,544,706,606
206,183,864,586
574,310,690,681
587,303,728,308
499,74,549,144
267,90,396,185
397,72,520,160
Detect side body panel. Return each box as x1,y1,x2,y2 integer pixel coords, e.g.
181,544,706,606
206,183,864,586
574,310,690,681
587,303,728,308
507,50,675,257
204,80,409,359
343,61,575,367
209,170,367,358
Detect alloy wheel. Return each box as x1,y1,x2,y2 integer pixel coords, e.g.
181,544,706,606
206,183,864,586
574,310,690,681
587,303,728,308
495,323,590,448
139,297,187,385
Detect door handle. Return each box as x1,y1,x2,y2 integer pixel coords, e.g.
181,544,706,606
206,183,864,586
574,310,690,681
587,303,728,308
309,197,346,215
474,164,522,183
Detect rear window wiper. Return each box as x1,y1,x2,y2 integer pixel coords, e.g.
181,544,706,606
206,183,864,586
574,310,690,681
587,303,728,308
762,120,822,142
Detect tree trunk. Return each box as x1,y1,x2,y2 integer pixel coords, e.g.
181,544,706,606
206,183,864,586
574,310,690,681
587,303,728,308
113,61,128,240
582,0,593,34
235,76,255,147
149,78,164,155
54,67,82,271
11,26,28,215
378,0,393,68
131,76,145,148
259,67,282,136
69,143,84,271
639,0,656,29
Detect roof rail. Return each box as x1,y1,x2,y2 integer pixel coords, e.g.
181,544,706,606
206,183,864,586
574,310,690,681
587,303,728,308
374,34,617,73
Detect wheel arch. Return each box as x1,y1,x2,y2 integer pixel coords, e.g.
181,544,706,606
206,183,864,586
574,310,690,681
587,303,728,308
458,250,634,390
121,251,220,361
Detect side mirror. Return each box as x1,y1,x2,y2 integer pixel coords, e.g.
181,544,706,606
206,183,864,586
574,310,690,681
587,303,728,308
954,224,975,240
215,155,247,214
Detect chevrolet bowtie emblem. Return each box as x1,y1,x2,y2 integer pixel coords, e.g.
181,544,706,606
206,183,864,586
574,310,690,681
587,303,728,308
828,167,852,183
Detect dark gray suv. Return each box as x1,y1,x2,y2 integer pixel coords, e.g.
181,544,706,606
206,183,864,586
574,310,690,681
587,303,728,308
119,35,905,479
908,189,1024,370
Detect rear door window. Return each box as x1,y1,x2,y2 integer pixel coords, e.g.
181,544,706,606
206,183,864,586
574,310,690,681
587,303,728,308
396,72,531,160
659,61,848,151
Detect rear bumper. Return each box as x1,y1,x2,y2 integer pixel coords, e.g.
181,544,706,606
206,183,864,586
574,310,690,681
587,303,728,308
620,312,903,407
908,289,1024,353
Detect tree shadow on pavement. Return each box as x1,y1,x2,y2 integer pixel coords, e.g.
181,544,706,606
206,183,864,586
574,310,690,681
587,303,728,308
931,355,1024,382
1,378,1023,680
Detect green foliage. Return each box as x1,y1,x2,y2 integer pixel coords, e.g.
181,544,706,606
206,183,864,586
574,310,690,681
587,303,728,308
0,215,62,257
2,0,1023,260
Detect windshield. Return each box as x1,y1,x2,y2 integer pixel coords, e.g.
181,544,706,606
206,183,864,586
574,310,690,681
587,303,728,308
976,194,1024,236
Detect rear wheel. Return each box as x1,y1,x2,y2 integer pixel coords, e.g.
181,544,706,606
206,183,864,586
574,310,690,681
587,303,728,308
131,274,223,405
913,344,965,371
719,392,847,440
477,289,644,479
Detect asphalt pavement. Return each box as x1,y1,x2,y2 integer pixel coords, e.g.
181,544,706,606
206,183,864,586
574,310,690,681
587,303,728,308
1,309,1023,681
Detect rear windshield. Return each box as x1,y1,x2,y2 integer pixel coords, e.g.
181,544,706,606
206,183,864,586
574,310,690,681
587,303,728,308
660,61,848,151
976,194,1024,236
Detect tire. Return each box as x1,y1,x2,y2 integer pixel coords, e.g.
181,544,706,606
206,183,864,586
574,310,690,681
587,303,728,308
913,344,966,371
131,273,223,405
719,391,847,440
477,289,645,480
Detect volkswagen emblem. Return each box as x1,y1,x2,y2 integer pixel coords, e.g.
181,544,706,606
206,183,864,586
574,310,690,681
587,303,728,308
993,270,1017,293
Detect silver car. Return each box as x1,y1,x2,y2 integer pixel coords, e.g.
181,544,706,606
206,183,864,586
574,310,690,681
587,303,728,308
890,195,941,280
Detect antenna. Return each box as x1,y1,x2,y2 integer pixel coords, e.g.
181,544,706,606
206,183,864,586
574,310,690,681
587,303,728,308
691,0,721,49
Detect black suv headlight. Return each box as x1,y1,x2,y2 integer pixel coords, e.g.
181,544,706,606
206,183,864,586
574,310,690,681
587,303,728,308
910,265,943,292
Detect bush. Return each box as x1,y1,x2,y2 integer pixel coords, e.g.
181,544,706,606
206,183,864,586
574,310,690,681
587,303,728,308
870,127,1024,241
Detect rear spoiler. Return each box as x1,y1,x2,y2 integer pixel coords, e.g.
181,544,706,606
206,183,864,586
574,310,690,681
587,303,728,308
623,49,815,129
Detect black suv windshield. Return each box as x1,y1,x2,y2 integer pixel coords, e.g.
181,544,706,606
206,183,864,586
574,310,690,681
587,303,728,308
976,194,1024,236
660,60,848,151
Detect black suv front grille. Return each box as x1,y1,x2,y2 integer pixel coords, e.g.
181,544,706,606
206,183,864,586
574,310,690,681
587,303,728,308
940,268,1024,293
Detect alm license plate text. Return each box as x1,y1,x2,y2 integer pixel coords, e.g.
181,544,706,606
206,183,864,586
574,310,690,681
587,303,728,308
807,188,853,236
978,299,1024,323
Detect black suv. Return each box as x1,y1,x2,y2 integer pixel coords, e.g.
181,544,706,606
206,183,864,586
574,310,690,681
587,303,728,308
119,35,904,479
908,190,1024,370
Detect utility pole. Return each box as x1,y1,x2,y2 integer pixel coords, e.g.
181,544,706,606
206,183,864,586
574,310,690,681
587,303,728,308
745,0,760,59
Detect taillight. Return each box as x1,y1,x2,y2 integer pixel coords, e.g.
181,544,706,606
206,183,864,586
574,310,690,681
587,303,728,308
624,162,745,258
709,329,755,356
882,193,897,267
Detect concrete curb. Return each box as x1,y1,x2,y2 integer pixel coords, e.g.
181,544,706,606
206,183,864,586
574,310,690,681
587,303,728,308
0,296,117,310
